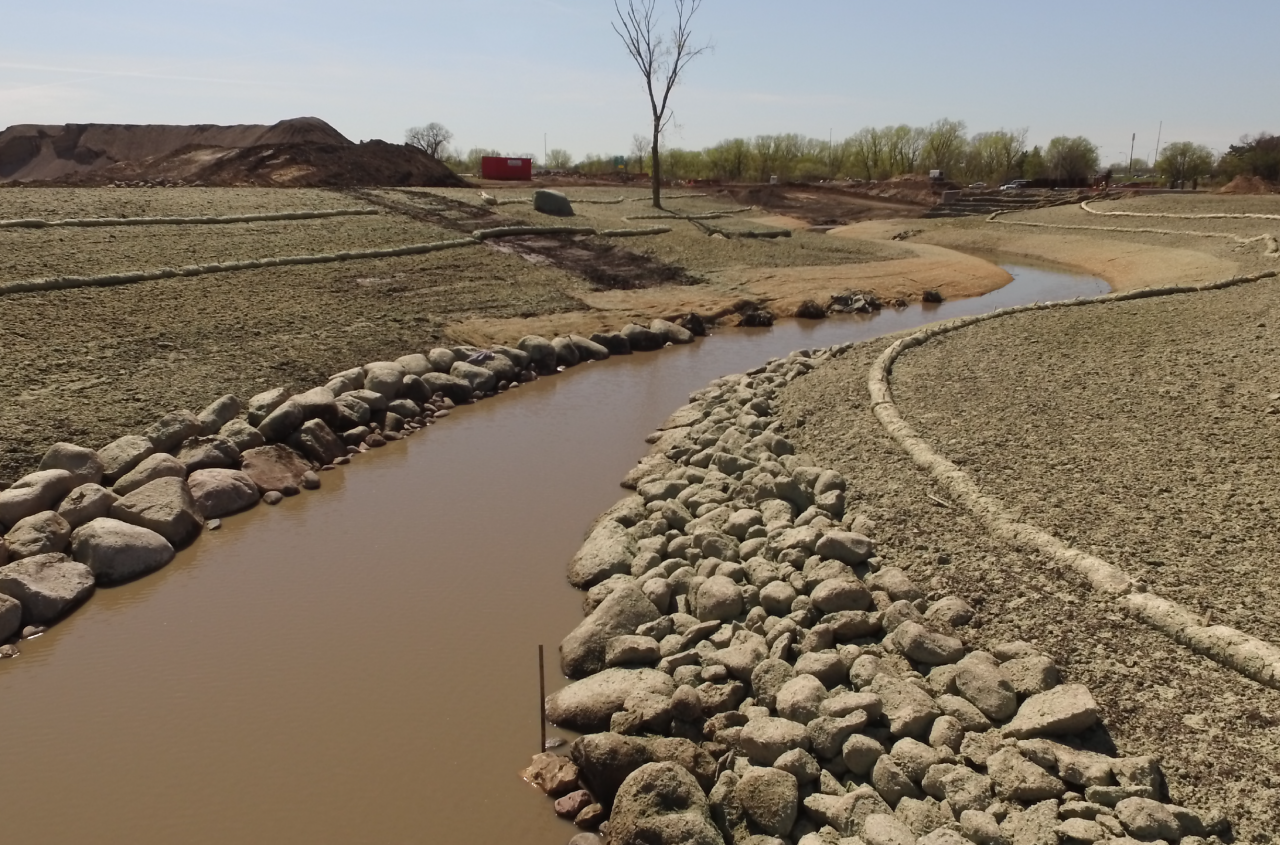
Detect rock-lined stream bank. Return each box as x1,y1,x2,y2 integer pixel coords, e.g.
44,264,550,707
530,342,1227,844
1,265,1112,844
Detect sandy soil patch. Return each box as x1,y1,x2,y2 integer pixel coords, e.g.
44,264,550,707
774,327,1280,840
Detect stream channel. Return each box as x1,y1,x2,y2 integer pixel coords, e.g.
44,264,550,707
0,260,1108,844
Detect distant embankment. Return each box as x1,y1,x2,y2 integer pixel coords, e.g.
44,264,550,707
0,117,467,188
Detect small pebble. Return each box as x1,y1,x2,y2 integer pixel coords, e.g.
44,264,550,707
320,464,336,472
301,471,321,490
0,644,19,659
366,434,387,448
207,518,222,530
334,456,351,465
435,410,450,419
281,484,300,497
384,431,403,441
345,446,360,456
263,491,284,505
22,625,46,639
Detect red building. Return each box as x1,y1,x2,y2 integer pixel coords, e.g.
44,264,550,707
480,156,533,181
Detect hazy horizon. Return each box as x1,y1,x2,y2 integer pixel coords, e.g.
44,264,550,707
3,0,1276,165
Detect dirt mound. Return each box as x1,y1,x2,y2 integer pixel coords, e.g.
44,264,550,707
79,140,466,188
1218,174,1276,194
0,117,465,187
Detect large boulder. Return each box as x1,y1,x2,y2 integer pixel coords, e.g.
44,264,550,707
814,531,876,565
246,387,289,426
621,323,663,352
735,767,798,836
3,511,72,559
739,717,810,765
187,469,261,519
110,477,204,548
37,443,105,486
571,733,655,810
420,372,473,404
694,575,743,622
562,581,662,678
256,399,306,442
568,518,638,590
69,518,175,585
533,189,575,217
0,469,78,528
289,419,346,466
218,419,266,452
395,353,431,377
546,667,674,732
608,762,724,845
364,362,408,402
0,593,20,642
1002,684,1098,739
112,453,187,497
97,435,157,484
240,445,312,494
870,674,942,738
449,361,496,393
196,394,243,435
174,435,241,473
955,654,1018,722
144,410,202,452
56,484,119,528
517,335,557,371
0,553,95,624
569,335,610,362
650,319,695,345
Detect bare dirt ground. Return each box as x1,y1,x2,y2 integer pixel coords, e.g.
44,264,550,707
0,184,957,483
775,192,1280,841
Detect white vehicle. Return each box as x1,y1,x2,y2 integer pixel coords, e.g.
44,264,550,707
1000,179,1032,191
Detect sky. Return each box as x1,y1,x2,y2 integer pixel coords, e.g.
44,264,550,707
2,0,1277,165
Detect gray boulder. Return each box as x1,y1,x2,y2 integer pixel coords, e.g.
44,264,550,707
0,553,95,624
546,667,674,732
569,517,638,590
4,511,72,559
37,443,104,486
112,453,187,497
174,435,242,473
247,387,289,426
0,593,19,641
290,419,346,466
240,445,312,494
97,435,157,484
56,483,119,529
0,470,77,528
591,332,631,356
569,335,610,362
218,419,266,452
870,674,942,738
145,410,202,452
450,361,496,393
110,476,204,547
861,813,917,845
395,353,431,377
196,394,243,435
650,319,695,345
809,579,871,613
694,575,743,622
561,581,660,678
516,336,557,370
739,717,810,765
609,762,724,845
776,674,828,725
69,517,175,585
426,347,458,373
533,189,575,217
256,399,306,442
420,372,473,404
955,654,1018,721
894,621,965,665
985,747,1066,802
187,469,260,519
552,336,581,367
735,767,798,836
1114,797,1182,841
1003,684,1098,739
621,323,663,352
364,362,407,402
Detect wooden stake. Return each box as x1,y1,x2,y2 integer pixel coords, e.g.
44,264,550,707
538,644,547,753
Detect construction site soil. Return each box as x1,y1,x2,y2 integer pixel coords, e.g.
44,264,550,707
0,118,464,188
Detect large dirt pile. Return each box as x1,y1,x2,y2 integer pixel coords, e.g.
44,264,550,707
1218,174,1276,194
0,117,465,187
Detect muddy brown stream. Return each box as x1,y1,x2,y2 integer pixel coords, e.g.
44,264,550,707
0,263,1106,844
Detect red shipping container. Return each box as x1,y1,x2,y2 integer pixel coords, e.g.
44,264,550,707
480,156,532,181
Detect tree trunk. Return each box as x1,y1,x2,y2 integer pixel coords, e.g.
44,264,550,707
651,126,662,209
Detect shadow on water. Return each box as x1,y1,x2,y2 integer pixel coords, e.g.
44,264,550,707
0,263,1108,845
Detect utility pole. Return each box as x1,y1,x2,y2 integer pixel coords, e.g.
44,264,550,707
544,133,547,166
1128,133,1136,177
1153,121,1163,169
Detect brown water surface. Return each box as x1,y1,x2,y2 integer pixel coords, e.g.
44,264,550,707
0,264,1106,844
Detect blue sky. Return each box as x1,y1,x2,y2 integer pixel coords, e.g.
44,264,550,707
2,0,1276,164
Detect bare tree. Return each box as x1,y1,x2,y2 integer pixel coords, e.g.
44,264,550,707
613,0,710,208
405,123,454,158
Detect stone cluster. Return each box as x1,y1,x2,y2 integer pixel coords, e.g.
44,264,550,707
0,320,697,650
527,346,1230,845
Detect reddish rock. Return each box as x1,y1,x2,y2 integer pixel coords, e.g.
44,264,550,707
240,445,312,494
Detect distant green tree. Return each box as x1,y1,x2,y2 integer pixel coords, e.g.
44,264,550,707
1220,133,1280,182
1045,136,1099,181
1156,141,1215,186
545,148,574,170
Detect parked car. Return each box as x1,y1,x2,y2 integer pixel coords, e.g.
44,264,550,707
1000,180,1032,191
968,182,987,189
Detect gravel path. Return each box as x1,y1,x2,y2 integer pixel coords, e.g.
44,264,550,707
774,316,1280,840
